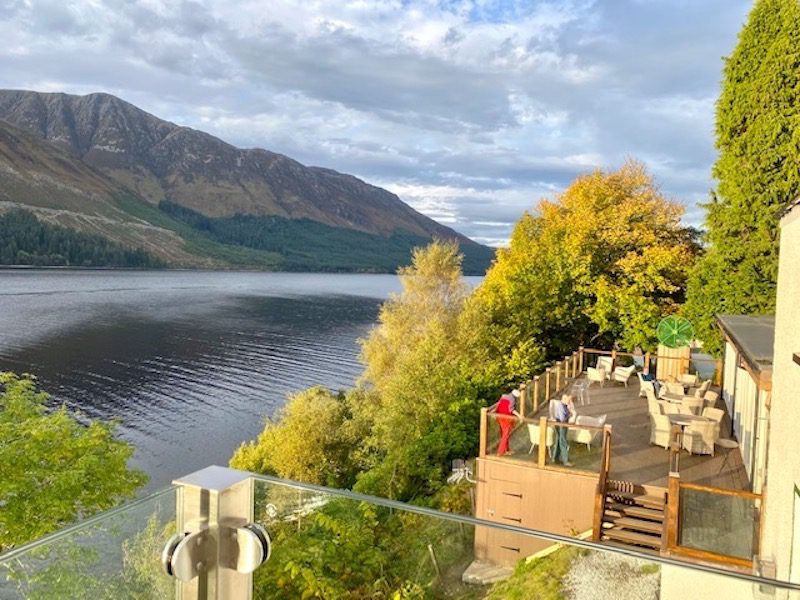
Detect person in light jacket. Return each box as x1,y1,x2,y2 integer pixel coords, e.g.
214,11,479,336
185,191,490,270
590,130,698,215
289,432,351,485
553,394,576,466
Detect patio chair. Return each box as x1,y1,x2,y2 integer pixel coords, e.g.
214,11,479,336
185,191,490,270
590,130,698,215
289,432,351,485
681,396,704,415
587,367,607,387
647,396,665,415
569,414,607,450
702,407,725,427
683,420,718,455
692,380,711,399
662,403,680,415
613,364,636,387
703,390,720,409
637,373,654,398
527,422,556,458
650,413,672,449
660,381,684,399
596,356,614,377
679,373,699,387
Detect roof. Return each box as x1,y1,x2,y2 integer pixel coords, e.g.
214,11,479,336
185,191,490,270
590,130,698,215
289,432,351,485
780,196,800,221
717,314,775,375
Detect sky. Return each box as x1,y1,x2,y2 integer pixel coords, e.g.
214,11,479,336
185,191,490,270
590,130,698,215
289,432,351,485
0,0,753,246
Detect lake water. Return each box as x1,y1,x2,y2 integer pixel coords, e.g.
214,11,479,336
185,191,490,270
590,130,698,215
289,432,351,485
0,270,408,491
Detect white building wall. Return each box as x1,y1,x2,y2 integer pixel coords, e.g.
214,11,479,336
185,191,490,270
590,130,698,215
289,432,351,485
761,205,800,582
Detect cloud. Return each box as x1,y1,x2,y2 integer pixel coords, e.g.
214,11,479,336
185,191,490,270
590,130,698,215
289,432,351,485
0,0,753,244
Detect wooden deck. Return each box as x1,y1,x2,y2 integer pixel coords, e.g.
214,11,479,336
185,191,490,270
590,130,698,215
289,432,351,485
495,376,749,490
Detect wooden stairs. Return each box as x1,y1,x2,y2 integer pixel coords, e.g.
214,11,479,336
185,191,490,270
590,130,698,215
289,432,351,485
598,480,666,553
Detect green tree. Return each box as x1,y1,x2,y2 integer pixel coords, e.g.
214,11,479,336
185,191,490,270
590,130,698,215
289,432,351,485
230,386,373,489
0,372,146,550
462,161,697,389
356,240,483,500
684,0,800,355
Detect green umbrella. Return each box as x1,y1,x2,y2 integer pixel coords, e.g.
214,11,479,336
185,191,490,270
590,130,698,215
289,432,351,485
657,316,694,349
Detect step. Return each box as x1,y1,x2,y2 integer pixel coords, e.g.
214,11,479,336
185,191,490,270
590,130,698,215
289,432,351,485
611,516,663,535
461,560,514,585
602,528,662,549
606,492,665,509
601,539,660,556
606,503,664,522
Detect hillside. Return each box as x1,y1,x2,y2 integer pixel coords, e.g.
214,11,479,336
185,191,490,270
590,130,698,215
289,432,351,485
0,89,494,273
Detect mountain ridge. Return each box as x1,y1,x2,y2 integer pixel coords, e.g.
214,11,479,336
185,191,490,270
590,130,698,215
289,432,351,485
0,89,494,273
0,89,480,243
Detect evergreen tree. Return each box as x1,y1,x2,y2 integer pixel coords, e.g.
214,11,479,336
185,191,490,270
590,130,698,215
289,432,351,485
684,0,800,355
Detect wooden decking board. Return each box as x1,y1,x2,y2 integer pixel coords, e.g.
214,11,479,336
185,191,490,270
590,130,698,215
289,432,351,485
600,540,660,556
606,504,664,522
611,516,663,534
606,492,665,509
518,375,751,490
602,528,662,548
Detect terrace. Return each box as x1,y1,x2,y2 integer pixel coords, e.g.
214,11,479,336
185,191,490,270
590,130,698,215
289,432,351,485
481,371,747,490
476,347,759,572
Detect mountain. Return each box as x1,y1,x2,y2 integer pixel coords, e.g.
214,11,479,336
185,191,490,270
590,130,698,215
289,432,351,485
0,89,494,272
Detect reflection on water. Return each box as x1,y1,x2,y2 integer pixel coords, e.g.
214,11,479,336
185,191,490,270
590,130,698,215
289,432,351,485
0,270,403,490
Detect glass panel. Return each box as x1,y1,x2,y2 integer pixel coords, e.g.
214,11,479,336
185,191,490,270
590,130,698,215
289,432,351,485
250,475,800,599
0,488,176,600
486,413,530,460
544,421,603,473
678,486,760,560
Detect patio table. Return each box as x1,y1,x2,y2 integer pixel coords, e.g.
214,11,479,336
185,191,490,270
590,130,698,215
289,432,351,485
667,414,713,452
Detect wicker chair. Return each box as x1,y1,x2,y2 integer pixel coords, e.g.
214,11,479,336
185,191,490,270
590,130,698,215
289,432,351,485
650,413,672,449
683,420,718,455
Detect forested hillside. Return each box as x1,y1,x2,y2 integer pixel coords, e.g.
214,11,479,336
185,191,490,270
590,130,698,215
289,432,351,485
0,210,164,268
158,201,492,274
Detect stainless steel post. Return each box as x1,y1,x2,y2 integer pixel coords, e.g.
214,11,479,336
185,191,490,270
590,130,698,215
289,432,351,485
172,466,256,600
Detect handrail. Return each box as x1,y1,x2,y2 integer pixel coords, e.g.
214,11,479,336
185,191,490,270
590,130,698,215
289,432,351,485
485,410,607,433
678,481,762,500
582,347,719,364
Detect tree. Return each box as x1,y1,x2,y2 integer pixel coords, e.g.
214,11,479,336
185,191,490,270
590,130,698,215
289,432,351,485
462,161,697,389
229,386,373,489
0,372,146,550
356,240,483,500
684,0,800,355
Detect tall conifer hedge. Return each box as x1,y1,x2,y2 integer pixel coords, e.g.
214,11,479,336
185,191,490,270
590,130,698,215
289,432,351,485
684,0,800,354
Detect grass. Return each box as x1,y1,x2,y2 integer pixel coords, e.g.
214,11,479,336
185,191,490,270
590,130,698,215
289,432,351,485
484,546,583,600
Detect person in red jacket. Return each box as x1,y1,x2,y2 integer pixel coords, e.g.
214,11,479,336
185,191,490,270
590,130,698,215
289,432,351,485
496,390,521,456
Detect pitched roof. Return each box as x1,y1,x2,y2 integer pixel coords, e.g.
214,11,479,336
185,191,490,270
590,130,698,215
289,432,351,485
717,314,775,375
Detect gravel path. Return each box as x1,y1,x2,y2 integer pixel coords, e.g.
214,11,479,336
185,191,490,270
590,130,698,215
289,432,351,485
562,551,660,600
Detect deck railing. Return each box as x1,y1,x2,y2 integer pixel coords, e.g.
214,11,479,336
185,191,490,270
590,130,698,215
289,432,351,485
479,409,612,479
581,347,723,386
663,425,762,569
515,349,582,418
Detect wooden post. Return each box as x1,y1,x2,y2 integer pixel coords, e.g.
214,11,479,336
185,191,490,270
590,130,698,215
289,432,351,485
592,425,613,542
545,368,551,400
714,359,723,386
644,352,651,375
610,349,617,372
532,376,540,413
555,361,562,393
578,346,585,373
519,382,527,418
564,355,571,380
538,416,548,468
665,473,681,552
479,408,488,458
572,352,578,377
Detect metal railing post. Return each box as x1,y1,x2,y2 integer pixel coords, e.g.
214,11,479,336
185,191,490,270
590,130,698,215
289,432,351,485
172,466,256,599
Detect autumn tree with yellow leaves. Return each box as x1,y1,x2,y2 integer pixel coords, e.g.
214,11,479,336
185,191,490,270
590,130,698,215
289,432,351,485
462,161,698,388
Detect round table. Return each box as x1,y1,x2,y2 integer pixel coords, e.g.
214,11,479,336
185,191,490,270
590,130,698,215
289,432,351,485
668,414,712,426
715,438,739,473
